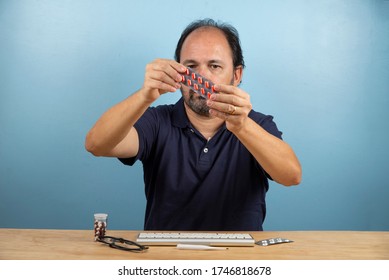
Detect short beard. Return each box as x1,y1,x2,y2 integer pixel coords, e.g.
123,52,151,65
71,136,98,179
182,89,210,117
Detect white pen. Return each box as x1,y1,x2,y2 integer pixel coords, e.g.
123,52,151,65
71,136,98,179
176,244,228,250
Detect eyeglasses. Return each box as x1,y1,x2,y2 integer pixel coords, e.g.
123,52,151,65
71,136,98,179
97,236,149,252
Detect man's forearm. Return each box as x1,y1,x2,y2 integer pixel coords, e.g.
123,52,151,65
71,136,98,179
85,89,152,157
234,118,302,186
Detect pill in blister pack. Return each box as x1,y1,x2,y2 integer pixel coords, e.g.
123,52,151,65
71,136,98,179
256,237,294,246
181,67,217,99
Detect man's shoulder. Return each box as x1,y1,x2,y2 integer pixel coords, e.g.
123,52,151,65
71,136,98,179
148,103,175,113
142,103,176,122
146,98,182,115
249,109,282,138
142,98,186,128
249,110,274,123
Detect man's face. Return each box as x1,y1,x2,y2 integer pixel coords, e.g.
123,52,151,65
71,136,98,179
179,27,238,117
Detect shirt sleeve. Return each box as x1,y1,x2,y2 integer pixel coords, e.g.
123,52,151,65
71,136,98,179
118,107,159,166
249,111,283,140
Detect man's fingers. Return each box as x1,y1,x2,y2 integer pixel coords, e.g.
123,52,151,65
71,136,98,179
144,59,186,93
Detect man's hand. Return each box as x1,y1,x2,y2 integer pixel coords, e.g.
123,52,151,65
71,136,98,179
142,59,187,102
206,84,253,133
207,84,301,186
85,59,186,158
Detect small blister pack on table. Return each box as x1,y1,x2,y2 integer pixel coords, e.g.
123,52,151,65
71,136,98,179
181,67,217,99
256,237,294,246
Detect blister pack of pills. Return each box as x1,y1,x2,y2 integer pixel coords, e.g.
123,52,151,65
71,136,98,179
256,237,294,246
181,67,217,99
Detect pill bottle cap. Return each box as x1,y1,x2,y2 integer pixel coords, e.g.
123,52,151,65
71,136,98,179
94,213,108,220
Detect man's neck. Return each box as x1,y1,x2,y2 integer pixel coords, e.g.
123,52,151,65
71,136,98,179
184,102,224,140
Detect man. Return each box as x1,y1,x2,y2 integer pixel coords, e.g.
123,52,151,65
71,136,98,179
85,19,302,231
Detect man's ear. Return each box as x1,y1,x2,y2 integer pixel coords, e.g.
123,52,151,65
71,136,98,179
233,65,243,86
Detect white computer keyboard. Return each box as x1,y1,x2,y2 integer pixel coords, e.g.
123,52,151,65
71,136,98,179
136,232,255,246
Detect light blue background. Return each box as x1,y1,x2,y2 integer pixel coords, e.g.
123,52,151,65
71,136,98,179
1,0,388,231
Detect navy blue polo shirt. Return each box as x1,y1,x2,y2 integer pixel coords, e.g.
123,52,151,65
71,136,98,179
119,98,282,231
